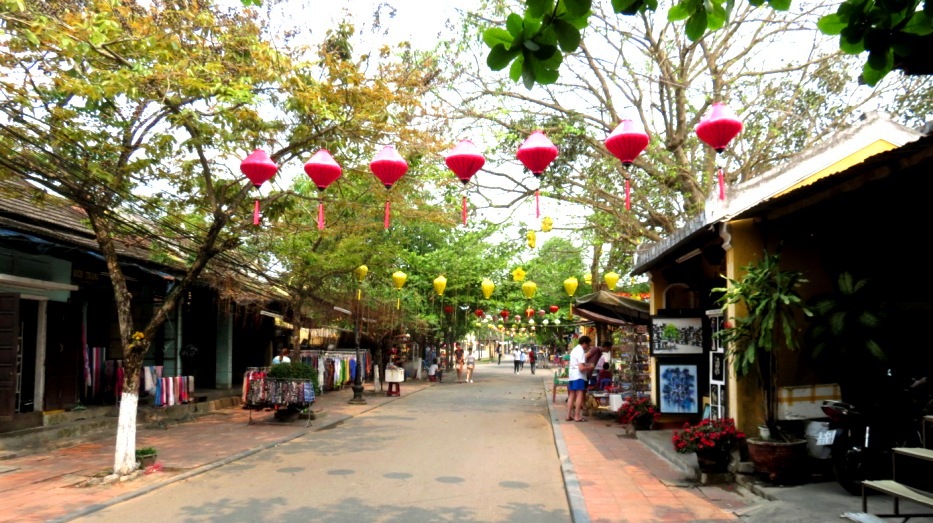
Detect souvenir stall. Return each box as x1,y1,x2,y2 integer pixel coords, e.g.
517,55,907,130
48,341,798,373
242,367,316,426
299,348,371,393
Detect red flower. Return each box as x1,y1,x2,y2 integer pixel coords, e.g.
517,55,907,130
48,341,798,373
670,418,744,454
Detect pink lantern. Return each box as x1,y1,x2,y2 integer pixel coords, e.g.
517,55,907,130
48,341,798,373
536,309,546,317
370,145,409,229
445,140,486,225
696,102,743,201
605,119,649,211
516,131,558,218
240,149,278,226
304,149,343,230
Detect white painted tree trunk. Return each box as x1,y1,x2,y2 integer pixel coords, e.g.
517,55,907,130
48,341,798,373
113,392,139,475
373,367,382,392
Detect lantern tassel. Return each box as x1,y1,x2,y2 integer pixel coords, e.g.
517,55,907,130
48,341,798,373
396,296,401,309
317,201,325,231
625,179,631,211
461,195,468,225
384,200,391,230
535,189,540,218
357,288,361,301
717,167,726,200
253,199,260,225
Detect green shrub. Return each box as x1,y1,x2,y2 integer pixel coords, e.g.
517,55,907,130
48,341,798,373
268,361,320,393
136,446,157,458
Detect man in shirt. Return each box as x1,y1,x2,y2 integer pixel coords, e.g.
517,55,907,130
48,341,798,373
567,336,593,422
512,346,522,374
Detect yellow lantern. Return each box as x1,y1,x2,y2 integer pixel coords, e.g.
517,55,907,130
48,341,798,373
604,271,620,291
481,278,495,299
354,265,368,300
584,273,592,286
564,276,579,318
512,267,526,282
433,275,447,296
541,216,553,232
521,280,537,300
563,277,578,297
526,230,536,249
392,271,407,309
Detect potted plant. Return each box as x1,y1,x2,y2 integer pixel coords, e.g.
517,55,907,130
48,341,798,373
672,418,745,473
135,446,158,468
714,248,812,481
616,395,660,430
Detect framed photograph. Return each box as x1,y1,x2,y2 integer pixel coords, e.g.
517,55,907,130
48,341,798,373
650,316,704,356
658,362,700,414
711,352,725,383
710,384,720,411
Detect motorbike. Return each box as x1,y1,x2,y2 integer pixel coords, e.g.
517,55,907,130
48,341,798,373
818,374,931,495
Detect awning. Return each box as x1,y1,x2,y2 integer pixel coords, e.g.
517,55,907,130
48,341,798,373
573,290,651,325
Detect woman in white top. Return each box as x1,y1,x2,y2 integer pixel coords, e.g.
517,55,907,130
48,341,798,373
272,349,291,365
465,349,477,383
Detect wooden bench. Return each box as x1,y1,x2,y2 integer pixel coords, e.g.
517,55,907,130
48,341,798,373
862,447,933,520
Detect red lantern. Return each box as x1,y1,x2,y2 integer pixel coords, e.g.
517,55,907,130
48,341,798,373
605,120,649,211
445,140,486,225
549,305,559,313
500,309,510,319
304,149,342,230
696,102,743,201
444,305,454,315
370,145,409,229
240,149,278,226
516,131,558,219
525,307,535,318
474,308,484,318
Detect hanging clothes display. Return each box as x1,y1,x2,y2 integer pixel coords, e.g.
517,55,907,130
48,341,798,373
243,367,316,408
301,350,371,392
81,346,123,404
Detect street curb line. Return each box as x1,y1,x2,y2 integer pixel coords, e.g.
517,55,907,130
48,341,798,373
545,379,590,523
50,384,431,522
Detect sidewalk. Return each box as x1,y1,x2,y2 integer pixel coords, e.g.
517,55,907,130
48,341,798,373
545,386,758,522
0,380,433,523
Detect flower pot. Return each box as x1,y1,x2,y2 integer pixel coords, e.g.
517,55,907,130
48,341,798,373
138,453,158,468
695,448,730,473
632,415,655,431
746,438,808,483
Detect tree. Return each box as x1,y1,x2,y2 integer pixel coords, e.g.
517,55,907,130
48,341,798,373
442,0,931,278
481,0,933,89
0,0,448,475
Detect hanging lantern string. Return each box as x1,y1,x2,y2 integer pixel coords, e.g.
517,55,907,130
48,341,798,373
317,195,325,231
717,165,726,201
462,191,468,226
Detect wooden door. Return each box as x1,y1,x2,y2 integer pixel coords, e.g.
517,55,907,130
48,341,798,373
0,294,19,421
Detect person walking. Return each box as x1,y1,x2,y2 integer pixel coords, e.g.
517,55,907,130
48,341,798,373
496,346,502,365
465,349,477,383
528,347,537,375
567,335,594,422
455,345,465,383
520,348,526,371
512,346,522,374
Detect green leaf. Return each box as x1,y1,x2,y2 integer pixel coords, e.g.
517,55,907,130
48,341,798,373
532,58,560,84
685,9,708,41
482,28,514,48
817,14,846,35
612,0,646,15
24,29,39,46
707,1,728,30
563,0,593,17
840,32,865,54
768,0,791,11
668,2,694,21
527,0,554,19
507,13,524,38
522,58,536,89
554,19,582,51
524,39,541,51
487,44,521,71
903,12,933,36
509,55,524,82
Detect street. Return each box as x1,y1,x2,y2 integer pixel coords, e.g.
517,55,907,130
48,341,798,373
74,364,570,522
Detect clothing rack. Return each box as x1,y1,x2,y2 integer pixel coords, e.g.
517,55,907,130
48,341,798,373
242,367,315,427
300,349,371,393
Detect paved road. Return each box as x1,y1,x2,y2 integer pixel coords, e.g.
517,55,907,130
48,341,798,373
74,363,570,522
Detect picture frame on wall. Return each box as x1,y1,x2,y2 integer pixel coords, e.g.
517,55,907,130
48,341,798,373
658,361,700,414
650,316,704,356
711,352,725,382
